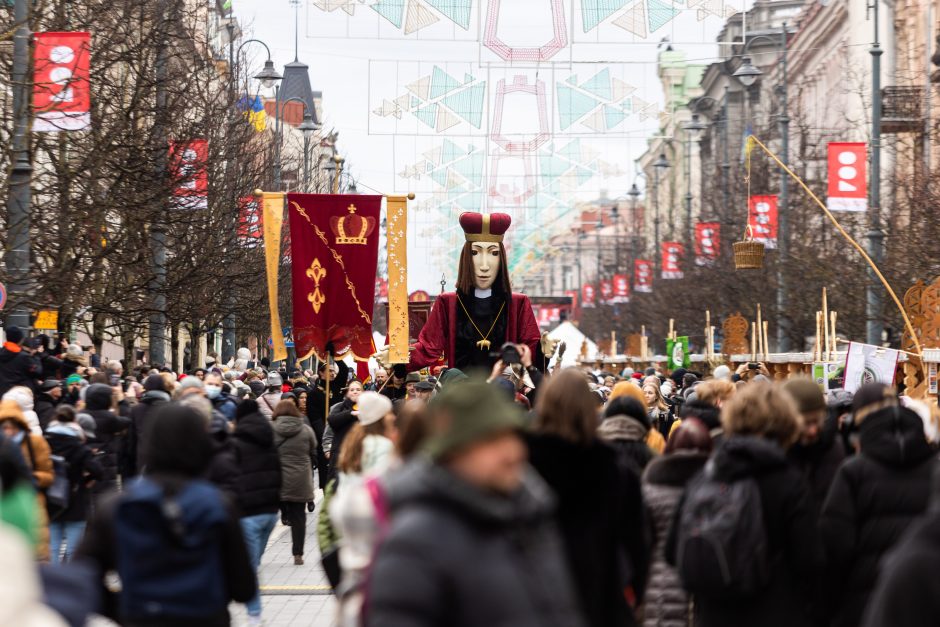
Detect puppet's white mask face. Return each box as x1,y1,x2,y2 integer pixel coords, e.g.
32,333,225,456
471,243,500,290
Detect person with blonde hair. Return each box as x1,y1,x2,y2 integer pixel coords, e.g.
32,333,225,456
667,382,820,627
644,380,674,441
609,381,666,454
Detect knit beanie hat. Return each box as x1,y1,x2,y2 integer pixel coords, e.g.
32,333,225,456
143,373,166,393
357,392,393,426
782,377,827,414
423,379,523,461
4,326,24,345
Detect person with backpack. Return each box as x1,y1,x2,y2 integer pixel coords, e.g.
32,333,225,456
43,405,104,563
666,381,821,627
527,369,649,627
819,383,936,627
82,383,129,495
76,403,255,626
231,400,282,626
640,418,711,627
272,400,318,565
126,374,171,475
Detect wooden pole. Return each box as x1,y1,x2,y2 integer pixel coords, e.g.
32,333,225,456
815,311,822,362
763,321,770,362
830,311,838,358
751,322,757,361
756,304,764,358
822,288,831,361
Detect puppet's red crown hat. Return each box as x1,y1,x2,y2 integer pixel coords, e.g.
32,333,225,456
459,212,512,243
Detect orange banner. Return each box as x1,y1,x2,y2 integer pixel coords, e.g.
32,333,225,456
261,192,287,362
386,196,409,364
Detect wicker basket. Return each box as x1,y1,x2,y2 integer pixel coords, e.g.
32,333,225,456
733,226,765,270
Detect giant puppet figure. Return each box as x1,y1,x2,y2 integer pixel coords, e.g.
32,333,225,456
381,211,554,372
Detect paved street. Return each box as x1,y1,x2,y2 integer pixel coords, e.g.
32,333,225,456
230,505,337,627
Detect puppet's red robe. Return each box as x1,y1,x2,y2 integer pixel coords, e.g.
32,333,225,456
408,292,541,372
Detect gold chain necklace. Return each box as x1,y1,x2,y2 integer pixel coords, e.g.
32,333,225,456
456,296,506,351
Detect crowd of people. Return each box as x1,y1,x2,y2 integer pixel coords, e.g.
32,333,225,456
2,323,940,626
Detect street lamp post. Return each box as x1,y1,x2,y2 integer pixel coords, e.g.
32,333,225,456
628,182,641,275
652,153,670,274
682,113,707,245
299,112,318,192
867,1,885,345
596,215,602,287
734,23,790,352
5,0,33,331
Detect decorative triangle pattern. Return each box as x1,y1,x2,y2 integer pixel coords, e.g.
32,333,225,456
604,104,627,129
648,0,679,32
557,84,602,130
581,0,628,32
406,75,431,100
441,83,486,129
580,107,607,131
579,68,613,101
404,0,440,34
611,78,636,101
430,66,462,99
436,106,462,132
414,102,438,128
370,0,406,28
612,1,647,37
426,0,472,29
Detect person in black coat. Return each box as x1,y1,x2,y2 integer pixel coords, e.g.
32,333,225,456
126,374,171,475
666,382,821,627
526,369,649,626
782,378,845,518
34,379,62,432
325,380,363,481
82,383,130,495
44,405,104,563
0,326,41,396
307,359,349,489
366,380,585,627
230,400,282,621
861,464,940,627
820,384,936,627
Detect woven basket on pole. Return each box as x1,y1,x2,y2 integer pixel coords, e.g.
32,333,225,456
733,225,765,270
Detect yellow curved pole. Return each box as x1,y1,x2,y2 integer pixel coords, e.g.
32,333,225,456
746,135,923,361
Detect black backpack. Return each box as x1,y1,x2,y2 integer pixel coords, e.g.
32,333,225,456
676,460,770,599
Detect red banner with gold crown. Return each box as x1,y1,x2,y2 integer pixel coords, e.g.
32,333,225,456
287,194,382,361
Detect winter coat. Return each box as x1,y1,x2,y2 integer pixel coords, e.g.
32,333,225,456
649,407,675,441
210,394,237,422
307,360,350,434
0,344,40,396
640,451,709,627
0,526,69,627
666,436,821,627
272,414,317,503
58,356,85,381
327,398,358,478
526,433,648,627
34,392,58,432
787,414,845,518
366,460,587,627
861,507,940,627
599,415,656,474
84,390,130,495
257,391,282,420
231,412,282,517
819,405,936,627
75,472,255,626
205,435,239,504
4,386,42,435
44,423,104,522
126,390,170,474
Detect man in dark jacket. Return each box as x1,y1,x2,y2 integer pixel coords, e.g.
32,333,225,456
861,464,940,627
126,374,170,475
231,400,282,623
820,384,936,627
34,379,62,431
307,358,349,488
83,383,130,494
0,326,41,396
366,380,586,627
782,377,845,517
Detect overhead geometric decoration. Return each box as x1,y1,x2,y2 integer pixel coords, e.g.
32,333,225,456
441,83,486,128
483,0,568,62
426,0,473,29
404,0,440,34
612,2,647,37
436,106,462,132
579,68,613,100
414,102,439,128
430,66,462,99
647,0,680,32
557,84,601,130
370,0,406,28
581,0,628,31
406,75,431,100
490,76,551,153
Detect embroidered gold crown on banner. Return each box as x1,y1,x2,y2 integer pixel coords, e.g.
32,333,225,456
330,204,375,245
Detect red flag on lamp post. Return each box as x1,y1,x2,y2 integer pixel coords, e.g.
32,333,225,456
661,242,684,280
826,142,867,212
612,273,630,303
582,284,596,308
634,259,653,293
33,32,91,132
747,195,778,249
695,222,720,266
599,279,613,303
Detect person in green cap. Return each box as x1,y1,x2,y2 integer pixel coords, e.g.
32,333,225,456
365,379,586,627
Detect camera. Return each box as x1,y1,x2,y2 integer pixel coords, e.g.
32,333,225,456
747,362,760,370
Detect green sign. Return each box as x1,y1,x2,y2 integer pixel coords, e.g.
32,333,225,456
667,336,690,370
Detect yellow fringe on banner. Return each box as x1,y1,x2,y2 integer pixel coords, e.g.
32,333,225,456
260,190,288,362
746,136,923,361
386,195,410,364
